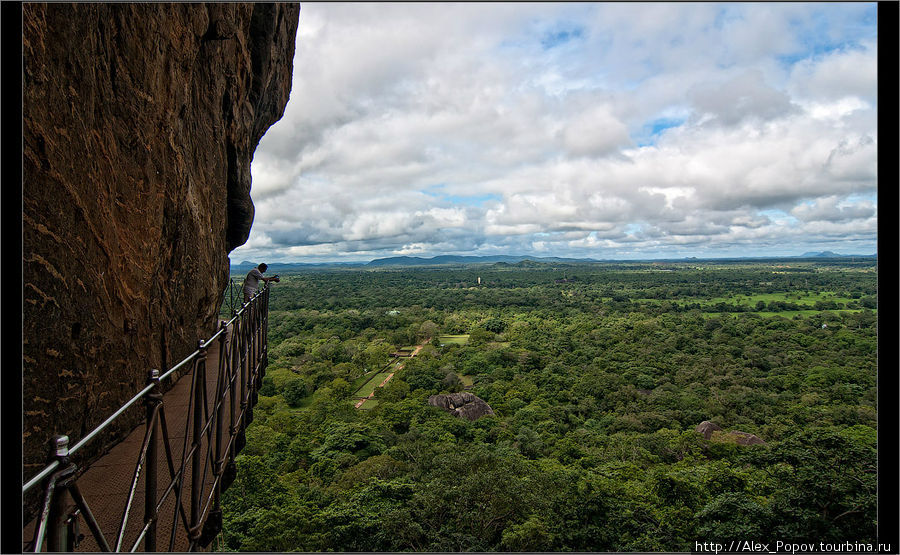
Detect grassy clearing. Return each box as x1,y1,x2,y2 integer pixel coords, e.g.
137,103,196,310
634,290,873,317
359,399,379,410
636,291,857,306
438,334,470,346
704,291,856,306
351,372,375,392
354,372,393,398
459,374,475,387
696,309,873,319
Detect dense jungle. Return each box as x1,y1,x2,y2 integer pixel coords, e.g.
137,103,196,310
219,259,878,551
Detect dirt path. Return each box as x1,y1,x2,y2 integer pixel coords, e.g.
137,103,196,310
356,338,429,409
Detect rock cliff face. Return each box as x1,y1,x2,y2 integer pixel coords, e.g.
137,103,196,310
23,3,300,480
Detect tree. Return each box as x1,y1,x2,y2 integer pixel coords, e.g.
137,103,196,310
283,377,310,407
418,320,440,341
696,492,770,541
482,317,507,333
764,427,876,542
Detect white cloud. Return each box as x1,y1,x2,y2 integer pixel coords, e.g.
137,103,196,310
791,196,877,222
235,2,878,263
789,43,878,103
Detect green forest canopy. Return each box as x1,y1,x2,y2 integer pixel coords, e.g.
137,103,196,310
221,260,877,551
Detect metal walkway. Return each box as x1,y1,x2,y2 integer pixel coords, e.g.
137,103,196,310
23,285,270,552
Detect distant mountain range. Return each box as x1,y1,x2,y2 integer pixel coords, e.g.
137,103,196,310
798,251,874,258
231,252,875,271
366,255,598,267
230,260,364,273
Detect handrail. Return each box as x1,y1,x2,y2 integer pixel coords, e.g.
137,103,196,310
23,284,266,495
221,278,243,318
23,281,272,552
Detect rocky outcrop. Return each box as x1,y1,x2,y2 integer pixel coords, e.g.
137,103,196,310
23,3,299,483
727,431,766,446
695,421,765,446
695,420,723,440
428,392,495,420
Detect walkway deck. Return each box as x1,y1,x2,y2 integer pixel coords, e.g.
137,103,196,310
24,322,243,552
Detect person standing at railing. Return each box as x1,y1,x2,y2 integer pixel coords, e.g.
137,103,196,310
242,263,279,303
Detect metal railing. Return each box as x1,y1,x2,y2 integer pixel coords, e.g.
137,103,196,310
23,283,271,552
222,278,241,318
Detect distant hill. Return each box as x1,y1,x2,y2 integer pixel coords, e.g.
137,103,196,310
229,260,365,273
366,255,599,267
798,251,876,258
230,252,876,272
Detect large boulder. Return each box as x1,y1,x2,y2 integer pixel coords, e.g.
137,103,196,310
729,431,766,446
428,392,495,421
23,3,299,490
697,421,766,446
695,420,723,440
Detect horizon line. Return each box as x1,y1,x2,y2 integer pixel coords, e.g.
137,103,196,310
229,251,878,266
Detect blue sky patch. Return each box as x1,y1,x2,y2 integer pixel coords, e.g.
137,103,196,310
423,185,501,207
540,25,585,50
844,192,877,204
759,209,799,225
777,5,876,69
635,117,686,147
776,41,860,69
648,117,685,136
624,223,643,235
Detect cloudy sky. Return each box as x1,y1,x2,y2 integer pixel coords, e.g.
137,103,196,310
231,2,878,264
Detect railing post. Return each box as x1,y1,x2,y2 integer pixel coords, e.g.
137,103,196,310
213,320,227,508
231,307,245,456
249,293,258,411
248,296,256,386
190,341,207,550
261,286,269,378
144,369,161,552
239,306,249,428
248,297,257,418
47,436,70,553
224,315,238,484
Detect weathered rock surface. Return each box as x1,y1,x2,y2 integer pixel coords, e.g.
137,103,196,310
696,421,765,446
728,431,766,446
695,420,723,440
23,3,299,486
428,392,495,421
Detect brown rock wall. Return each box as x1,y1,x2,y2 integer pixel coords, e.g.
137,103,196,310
23,3,299,485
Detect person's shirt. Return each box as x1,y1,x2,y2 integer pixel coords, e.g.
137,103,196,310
243,268,264,291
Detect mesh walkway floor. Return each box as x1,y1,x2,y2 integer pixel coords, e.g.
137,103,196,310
24,322,250,552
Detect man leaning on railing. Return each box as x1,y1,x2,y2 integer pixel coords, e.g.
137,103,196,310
242,263,279,303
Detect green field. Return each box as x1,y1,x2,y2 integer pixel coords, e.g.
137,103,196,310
635,290,874,316
437,334,470,345
351,371,375,392
353,372,393,398
704,291,856,305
